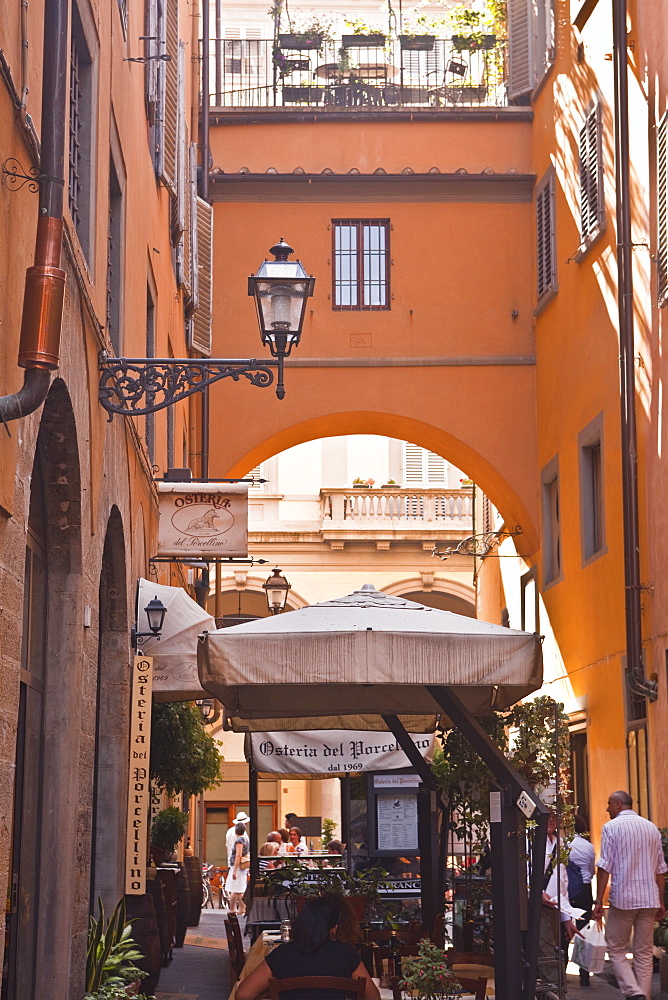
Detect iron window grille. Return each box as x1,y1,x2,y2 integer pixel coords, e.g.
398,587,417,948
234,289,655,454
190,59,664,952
332,220,390,310
68,36,82,231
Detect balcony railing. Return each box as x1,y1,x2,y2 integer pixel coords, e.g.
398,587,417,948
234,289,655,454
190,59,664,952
207,38,508,111
321,487,473,527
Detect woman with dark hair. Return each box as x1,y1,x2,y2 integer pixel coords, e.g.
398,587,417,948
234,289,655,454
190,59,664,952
236,896,379,1000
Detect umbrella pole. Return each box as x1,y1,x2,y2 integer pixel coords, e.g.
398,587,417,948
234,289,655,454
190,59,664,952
249,763,259,899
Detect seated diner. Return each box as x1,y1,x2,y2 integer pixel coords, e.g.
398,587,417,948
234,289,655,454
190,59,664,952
236,896,380,1000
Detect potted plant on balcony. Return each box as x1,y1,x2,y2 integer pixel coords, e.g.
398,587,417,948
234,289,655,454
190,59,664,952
342,19,386,48
399,33,436,50
450,8,496,50
278,14,334,50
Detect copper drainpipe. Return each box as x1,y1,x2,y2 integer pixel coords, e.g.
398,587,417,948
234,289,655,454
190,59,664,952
0,0,67,423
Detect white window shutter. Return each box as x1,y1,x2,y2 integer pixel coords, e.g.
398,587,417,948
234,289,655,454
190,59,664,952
579,103,604,243
160,0,179,191
186,142,199,307
173,43,187,240
658,112,667,306
403,442,424,484
152,0,167,177
188,197,213,356
508,0,533,99
426,451,447,484
144,0,159,119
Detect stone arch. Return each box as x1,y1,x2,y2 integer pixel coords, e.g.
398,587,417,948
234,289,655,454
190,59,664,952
223,411,538,556
381,576,476,615
9,378,84,1000
91,505,129,911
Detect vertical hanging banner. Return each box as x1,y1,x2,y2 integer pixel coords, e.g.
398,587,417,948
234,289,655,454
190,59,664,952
125,655,154,894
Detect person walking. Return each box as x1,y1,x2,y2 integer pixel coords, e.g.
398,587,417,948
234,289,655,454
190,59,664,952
539,811,580,992
568,814,596,987
226,821,250,915
593,790,667,1000
226,810,250,859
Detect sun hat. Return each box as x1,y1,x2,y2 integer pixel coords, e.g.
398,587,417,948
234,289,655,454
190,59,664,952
234,811,250,823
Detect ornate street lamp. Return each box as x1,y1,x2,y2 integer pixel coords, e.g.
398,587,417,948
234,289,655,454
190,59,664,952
195,698,215,722
263,567,290,615
132,595,167,651
98,239,314,416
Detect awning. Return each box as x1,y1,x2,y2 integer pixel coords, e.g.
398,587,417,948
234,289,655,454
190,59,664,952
197,584,542,731
247,729,435,775
137,578,215,701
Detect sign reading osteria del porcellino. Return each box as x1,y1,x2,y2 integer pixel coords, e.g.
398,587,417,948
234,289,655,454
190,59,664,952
157,482,248,558
125,655,154,895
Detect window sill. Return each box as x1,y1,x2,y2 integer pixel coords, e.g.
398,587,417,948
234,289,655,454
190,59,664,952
533,284,558,317
573,223,606,263
581,544,607,569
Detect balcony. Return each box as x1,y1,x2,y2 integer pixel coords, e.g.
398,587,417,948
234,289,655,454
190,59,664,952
208,38,508,112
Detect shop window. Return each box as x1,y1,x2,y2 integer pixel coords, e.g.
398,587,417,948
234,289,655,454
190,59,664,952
332,220,390,310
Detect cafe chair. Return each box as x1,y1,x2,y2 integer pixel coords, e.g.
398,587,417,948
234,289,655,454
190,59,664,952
445,951,495,969
269,976,366,999
225,917,246,982
373,945,420,979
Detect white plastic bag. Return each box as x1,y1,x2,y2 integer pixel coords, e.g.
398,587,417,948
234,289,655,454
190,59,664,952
572,920,607,974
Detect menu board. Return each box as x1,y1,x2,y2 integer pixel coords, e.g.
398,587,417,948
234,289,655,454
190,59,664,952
376,791,419,852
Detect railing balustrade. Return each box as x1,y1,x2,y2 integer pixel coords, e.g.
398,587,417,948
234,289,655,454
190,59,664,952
321,487,473,525
205,38,508,111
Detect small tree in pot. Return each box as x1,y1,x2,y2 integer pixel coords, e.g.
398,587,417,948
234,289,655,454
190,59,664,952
151,806,189,864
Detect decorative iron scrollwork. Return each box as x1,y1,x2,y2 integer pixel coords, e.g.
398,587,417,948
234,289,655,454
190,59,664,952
433,526,523,561
98,355,281,419
2,157,41,193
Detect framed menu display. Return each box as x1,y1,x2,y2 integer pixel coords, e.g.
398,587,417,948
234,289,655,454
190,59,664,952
367,772,420,856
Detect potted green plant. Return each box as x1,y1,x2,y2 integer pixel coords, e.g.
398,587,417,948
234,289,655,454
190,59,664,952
265,859,389,922
342,20,386,48
279,14,334,50
450,8,496,50
150,806,189,864
86,898,147,996
352,477,370,488
381,479,398,488
399,939,462,1000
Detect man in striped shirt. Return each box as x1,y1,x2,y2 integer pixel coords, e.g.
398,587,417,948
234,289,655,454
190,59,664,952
593,790,667,1000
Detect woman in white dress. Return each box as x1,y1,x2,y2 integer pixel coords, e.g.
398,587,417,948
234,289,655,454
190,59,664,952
225,822,250,914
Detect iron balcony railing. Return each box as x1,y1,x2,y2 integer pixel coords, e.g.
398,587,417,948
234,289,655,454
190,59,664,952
207,38,508,111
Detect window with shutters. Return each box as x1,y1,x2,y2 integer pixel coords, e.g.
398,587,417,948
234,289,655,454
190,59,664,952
508,0,555,101
332,220,390,310
402,443,447,485
541,456,561,585
150,0,178,186
578,102,605,252
188,197,213,356
658,111,667,306
536,171,557,305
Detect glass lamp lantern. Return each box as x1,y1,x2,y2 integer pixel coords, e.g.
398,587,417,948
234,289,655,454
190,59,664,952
263,567,291,615
144,595,167,635
248,240,315,358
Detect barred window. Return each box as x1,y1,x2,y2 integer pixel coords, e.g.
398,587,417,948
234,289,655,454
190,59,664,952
579,103,604,248
69,3,94,257
332,220,390,310
536,173,556,301
658,111,667,306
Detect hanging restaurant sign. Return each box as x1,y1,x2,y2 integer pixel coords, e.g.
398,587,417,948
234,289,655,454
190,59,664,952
157,483,248,558
250,729,434,775
125,655,154,895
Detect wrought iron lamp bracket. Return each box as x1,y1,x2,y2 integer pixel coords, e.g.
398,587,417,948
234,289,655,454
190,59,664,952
432,525,523,561
98,352,285,419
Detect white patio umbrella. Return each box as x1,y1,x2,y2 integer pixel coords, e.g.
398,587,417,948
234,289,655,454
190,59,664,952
137,578,216,701
197,584,542,731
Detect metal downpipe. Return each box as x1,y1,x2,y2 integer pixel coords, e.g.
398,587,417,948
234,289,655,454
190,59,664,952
612,0,657,701
0,0,68,424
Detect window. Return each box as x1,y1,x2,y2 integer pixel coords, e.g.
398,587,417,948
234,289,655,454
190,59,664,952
541,456,561,585
536,172,557,302
520,566,539,633
69,2,95,258
658,111,667,306
106,154,124,355
508,0,555,100
579,414,605,562
332,220,390,310
187,196,214,356
403,443,447,484
579,103,604,250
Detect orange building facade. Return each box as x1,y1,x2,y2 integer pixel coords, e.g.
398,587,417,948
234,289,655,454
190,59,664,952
206,0,668,843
